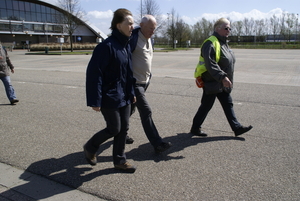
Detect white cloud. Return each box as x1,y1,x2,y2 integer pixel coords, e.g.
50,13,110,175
183,8,286,25
87,10,114,19
86,10,114,35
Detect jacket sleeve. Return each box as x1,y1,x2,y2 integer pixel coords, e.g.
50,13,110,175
86,43,111,107
4,49,14,70
202,41,226,82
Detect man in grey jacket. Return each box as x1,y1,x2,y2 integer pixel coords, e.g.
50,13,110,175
0,43,19,105
191,18,252,137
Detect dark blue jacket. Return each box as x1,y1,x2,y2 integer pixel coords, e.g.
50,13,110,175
129,27,140,53
86,29,135,108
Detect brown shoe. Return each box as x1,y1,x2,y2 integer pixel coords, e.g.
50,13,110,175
114,162,136,173
83,144,97,166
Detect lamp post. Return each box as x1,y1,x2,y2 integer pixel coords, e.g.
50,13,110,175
24,31,30,51
297,14,299,44
11,34,15,52
167,13,170,47
140,0,143,19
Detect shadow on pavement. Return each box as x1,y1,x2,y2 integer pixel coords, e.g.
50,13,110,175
2,133,244,200
127,132,245,162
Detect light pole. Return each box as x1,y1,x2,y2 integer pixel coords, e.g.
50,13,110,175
140,0,143,19
24,31,30,51
167,13,170,47
297,14,299,44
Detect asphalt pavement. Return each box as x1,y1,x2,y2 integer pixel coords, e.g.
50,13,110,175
0,48,299,200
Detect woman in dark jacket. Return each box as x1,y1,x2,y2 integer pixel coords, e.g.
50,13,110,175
83,8,136,173
191,18,252,137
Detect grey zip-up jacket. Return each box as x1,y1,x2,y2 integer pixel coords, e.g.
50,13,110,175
201,32,235,94
0,45,14,77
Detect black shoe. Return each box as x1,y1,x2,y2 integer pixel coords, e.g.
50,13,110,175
190,128,208,137
10,99,19,105
234,125,253,137
83,144,97,166
154,142,172,153
126,136,134,144
114,162,136,173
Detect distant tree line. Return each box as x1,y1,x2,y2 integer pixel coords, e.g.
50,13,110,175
57,0,299,48
138,0,299,48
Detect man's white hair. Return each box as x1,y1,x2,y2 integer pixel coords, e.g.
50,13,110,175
141,15,156,24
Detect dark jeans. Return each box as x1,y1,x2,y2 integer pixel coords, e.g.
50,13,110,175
85,105,131,165
131,83,163,147
191,91,241,131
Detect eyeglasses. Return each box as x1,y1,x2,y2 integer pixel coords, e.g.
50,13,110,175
224,27,232,31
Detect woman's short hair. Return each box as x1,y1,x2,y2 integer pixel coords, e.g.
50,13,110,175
214,18,230,31
110,8,132,30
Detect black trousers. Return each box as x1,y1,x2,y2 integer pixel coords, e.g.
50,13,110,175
191,91,241,131
85,104,131,165
131,83,163,147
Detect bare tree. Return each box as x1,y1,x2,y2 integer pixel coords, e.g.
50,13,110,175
279,12,288,41
57,0,85,52
166,8,179,49
286,13,297,42
232,20,243,42
176,19,191,47
243,18,255,36
269,15,280,42
255,19,266,42
191,18,213,45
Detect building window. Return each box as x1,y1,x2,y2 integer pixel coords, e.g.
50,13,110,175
19,11,25,21
13,9,20,20
25,11,31,21
11,23,22,32
24,2,30,11
0,22,10,31
23,23,33,32
19,1,25,11
0,9,8,20
30,2,36,12
12,0,19,10
6,10,16,20
6,0,13,10
0,1,6,9
36,4,41,12
34,24,44,32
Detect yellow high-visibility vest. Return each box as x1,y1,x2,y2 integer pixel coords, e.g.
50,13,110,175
194,35,221,78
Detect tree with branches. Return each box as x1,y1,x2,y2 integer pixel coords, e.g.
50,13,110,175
57,0,85,52
137,0,163,34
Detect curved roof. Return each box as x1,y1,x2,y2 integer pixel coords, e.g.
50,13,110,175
20,0,107,39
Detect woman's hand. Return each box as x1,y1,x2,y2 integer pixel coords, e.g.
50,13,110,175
132,96,136,104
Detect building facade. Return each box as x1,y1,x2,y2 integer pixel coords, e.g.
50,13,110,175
0,0,107,48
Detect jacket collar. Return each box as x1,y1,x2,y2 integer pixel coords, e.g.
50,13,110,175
112,29,130,47
213,32,227,44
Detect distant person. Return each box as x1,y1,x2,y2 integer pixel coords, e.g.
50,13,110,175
0,42,19,105
191,18,252,137
83,8,137,173
127,15,172,153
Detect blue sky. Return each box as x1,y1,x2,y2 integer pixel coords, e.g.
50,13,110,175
43,0,299,35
